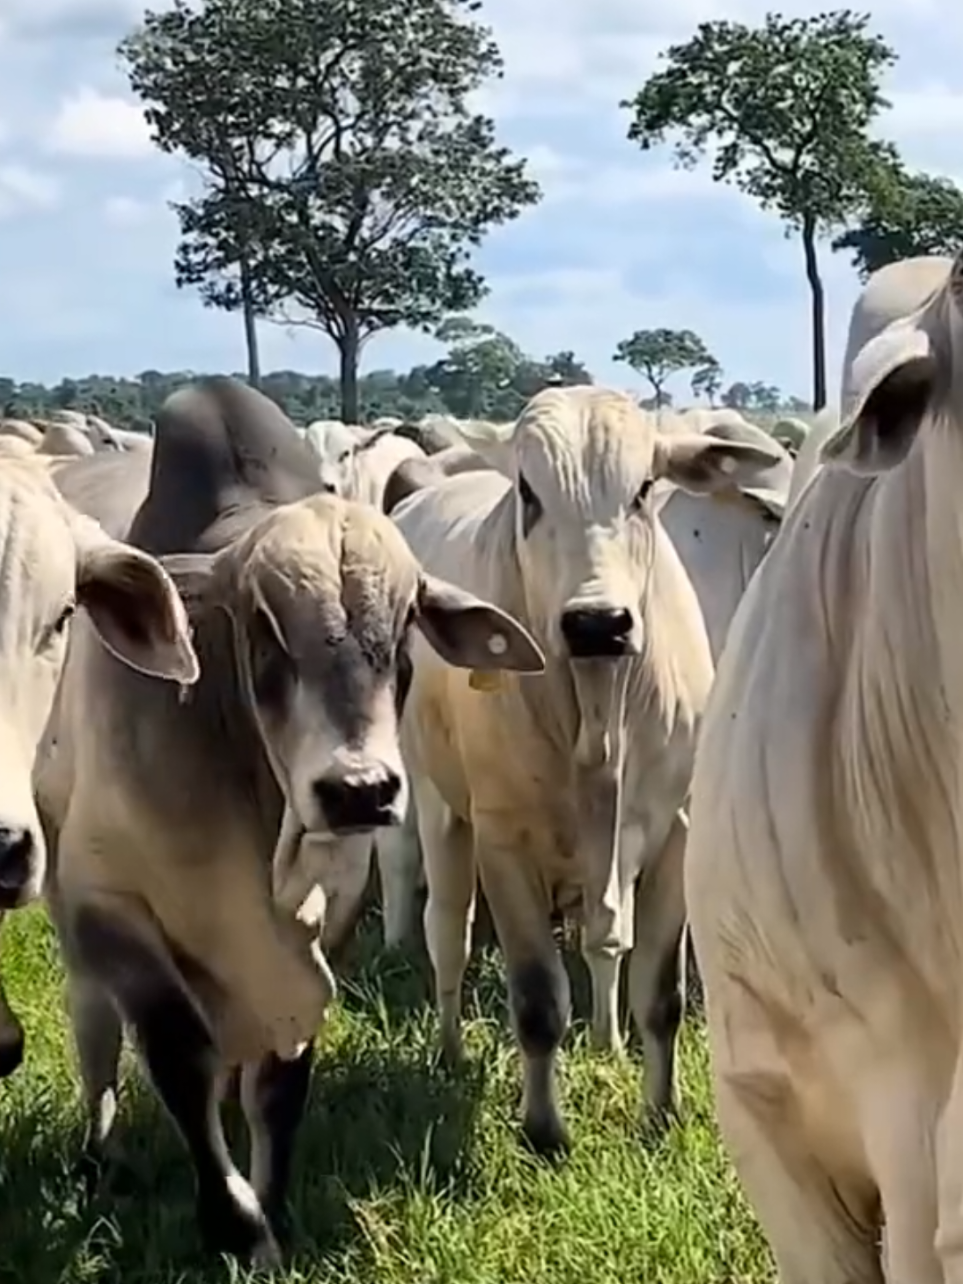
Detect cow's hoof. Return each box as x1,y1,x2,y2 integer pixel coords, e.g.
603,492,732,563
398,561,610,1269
522,1113,571,1161
640,1102,678,1145
75,1148,141,1200
0,1030,24,1078
198,1182,279,1267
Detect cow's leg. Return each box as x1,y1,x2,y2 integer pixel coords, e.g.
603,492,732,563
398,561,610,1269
858,1065,941,1284
376,797,424,951
703,973,882,1284
418,776,476,1064
714,1070,882,1283
584,953,623,1053
0,914,24,1077
626,811,687,1128
478,839,571,1157
70,898,279,1267
67,967,124,1189
240,1039,314,1240
932,1049,963,1284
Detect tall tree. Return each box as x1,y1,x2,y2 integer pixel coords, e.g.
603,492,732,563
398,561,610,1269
622,11,899,410
120,0,540,422
833,169,963,280
691,358,723,405
613,328,715,407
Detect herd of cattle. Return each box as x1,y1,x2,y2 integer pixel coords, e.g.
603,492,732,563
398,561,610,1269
0,251,956,1281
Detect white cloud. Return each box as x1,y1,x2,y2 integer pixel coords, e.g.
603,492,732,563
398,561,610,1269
45,86,151,157
102,194,148,225
889,84,963,134
2,1,144,37
0,163,59,217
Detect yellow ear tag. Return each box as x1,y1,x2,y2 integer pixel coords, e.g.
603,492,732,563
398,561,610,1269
469,669,504,692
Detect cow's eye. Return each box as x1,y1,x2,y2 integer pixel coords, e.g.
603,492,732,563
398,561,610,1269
39,601,75,651
630,479,654,515
249,608,291,706
517,473,542,534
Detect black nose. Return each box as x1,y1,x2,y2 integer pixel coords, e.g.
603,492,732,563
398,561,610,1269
321,481,338,495
313,772,402,833
559,606,634,658
0,826,34,908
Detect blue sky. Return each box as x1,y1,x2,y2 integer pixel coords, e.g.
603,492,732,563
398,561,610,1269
0,0,960,404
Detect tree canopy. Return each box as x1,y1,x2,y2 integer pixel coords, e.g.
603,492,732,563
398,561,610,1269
0,356,810,432
613,328,716,406
622,10,900,409
833,169,963,280
119,0,540,422
421,318,592,419
690,359,723,405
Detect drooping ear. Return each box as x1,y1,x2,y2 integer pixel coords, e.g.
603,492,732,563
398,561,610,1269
74,530,201,684
653,432,790,496
820,322,936,476
415,573,545,673
453,419,515,478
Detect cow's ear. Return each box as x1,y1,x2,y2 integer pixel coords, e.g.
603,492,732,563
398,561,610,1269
71,518,200,684
415,574,545,673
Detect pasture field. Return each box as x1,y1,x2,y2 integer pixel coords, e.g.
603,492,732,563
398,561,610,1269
0,906,774,1283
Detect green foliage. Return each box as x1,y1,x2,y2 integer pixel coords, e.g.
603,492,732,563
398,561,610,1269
613,328,715,406
690,359,723,405
722,380,783,413
422,317,592,419
119,0,541,421
833,168,963,280
0,331,594,429
621,10,901,408
622,11,897,229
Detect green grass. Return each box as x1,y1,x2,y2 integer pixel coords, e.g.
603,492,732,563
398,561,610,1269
0,905,773,1284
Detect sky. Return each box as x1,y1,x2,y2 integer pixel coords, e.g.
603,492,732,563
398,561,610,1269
0,0,961,404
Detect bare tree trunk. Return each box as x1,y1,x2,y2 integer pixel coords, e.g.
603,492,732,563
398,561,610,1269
802,214,826,411
338,321,360,423
239,254,261,390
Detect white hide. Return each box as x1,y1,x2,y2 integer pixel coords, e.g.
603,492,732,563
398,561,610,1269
302,421,426,507
686,252,963,1284
390,386,787,1150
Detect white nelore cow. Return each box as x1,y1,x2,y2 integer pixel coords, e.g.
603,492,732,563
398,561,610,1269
686,251,963,1284
301,420,425,508
390,385,785,1152
0,454,195,1079
376,417,793,952
655,417,789,661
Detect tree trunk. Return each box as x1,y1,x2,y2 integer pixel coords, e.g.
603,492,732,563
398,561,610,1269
802,214,826,411
338,321,360,423
239,254,261,390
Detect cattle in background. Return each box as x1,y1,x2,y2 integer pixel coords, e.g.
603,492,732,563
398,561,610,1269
387,385,785,1153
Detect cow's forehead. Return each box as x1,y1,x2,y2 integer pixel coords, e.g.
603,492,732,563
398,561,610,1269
512,394,656,490
243,497,419,618
0,468,77,611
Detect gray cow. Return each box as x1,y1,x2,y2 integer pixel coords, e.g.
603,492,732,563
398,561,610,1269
36,377,543,1266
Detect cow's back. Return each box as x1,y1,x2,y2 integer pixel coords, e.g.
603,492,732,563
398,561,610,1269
52,450,152,539
393,469,515,611
658,490,773,663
